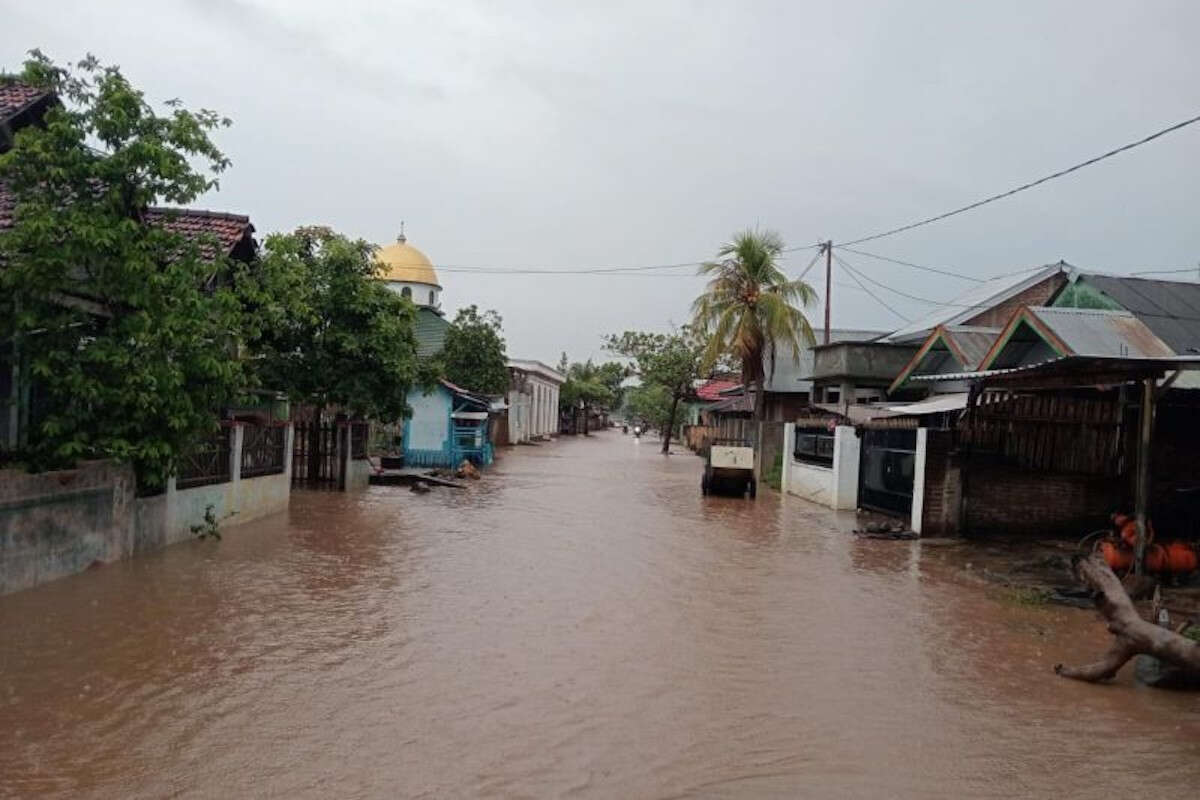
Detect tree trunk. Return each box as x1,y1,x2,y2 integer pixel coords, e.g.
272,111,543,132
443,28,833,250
661,393,681,454
582,404,589,436
1054,554,1200,682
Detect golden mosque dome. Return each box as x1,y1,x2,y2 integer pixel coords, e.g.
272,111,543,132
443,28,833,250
375,232,440,287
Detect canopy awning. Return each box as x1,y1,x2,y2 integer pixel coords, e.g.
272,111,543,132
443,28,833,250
882,392,970,415
451,411,489,421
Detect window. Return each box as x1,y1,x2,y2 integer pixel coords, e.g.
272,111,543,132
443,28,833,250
794,428,835,466
428,290,436,305
401,286,412,299
825,389,840,404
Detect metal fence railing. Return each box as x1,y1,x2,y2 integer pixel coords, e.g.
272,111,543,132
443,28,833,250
241,424,286,478
793,428,835,467
177,428,232,489
350,422,369,460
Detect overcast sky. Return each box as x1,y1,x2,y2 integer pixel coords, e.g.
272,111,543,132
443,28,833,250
5,1,1199,363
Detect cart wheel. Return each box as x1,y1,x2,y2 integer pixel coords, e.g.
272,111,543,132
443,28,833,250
747,477,757,498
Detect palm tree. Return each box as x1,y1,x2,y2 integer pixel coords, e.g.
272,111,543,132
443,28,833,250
691,229,817,421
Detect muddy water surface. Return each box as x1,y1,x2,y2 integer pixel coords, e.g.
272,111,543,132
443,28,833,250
2,433,1200,798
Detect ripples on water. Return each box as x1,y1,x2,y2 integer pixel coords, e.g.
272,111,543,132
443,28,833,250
1,433,1199,798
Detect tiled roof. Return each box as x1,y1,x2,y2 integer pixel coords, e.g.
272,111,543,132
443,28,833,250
695,379,741,401
144,207,253,258
0,82,49,123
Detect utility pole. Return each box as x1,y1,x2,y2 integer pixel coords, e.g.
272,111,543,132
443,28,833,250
823,240,833,344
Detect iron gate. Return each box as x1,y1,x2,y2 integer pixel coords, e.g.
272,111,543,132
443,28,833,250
858,428,916,517
292,421,343,490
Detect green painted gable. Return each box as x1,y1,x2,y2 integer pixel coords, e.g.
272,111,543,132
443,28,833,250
1052,279,1124,311
414,307,451,359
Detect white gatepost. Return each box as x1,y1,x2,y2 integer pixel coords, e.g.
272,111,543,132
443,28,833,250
782,422,795,492
830,425,861,511
911,428,928,535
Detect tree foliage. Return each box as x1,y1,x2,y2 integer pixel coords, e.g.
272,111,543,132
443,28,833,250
251,227,419,421
691,229,816,419
0,52,247,485
626,384,675,434
605,327,704,452
558,359,618,412
431,305,508,395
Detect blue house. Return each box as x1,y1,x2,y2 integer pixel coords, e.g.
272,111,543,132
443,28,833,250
403,380,494,468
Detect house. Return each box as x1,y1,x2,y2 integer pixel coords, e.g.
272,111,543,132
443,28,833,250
763,329,886,419
403,379,494,467
2,81,260,451
506,359,564,444
887,325,1000,396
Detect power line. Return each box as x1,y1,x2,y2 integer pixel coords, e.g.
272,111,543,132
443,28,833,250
432,243,822,275
837,246,982,282
835,111,1200,248
833,254,911,322
796,249,824,281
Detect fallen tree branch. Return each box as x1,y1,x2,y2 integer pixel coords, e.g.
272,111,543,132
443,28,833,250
1053,554,1200,683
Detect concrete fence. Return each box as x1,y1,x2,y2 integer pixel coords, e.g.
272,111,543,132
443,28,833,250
0,422,294,595
781,423,860,510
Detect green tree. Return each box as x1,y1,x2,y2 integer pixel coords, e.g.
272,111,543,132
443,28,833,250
626,384,675,437
0,52,247,486
558,359,616,436
251,227,419,421
691,229,816,421
435,305,508,395
605,327,704,453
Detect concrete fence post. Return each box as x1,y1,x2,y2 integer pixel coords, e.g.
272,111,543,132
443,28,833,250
283,422,295,483
830,425,861,511
911,428,928,535
230,424,244,485
782,422,795,493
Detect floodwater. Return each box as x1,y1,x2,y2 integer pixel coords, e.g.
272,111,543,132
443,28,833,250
2,433,1199,798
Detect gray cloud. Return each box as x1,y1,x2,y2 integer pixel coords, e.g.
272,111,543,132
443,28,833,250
4,0,1198,363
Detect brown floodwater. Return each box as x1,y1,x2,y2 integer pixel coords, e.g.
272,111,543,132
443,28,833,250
2,432,1200,798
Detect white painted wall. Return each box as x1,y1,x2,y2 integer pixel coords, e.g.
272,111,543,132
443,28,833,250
407,387,450,450
384,281,440,309
782,423,860,510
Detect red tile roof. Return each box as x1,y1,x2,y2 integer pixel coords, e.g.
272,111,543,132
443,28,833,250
144,207,254,258
695,379,741,402
0,82,49,123
0,192,252,259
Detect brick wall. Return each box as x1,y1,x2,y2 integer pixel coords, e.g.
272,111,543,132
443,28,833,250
963,459,1117,537
919,430,961,537
964,273,1067,330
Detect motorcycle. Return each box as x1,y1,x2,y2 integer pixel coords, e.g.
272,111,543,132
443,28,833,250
633,425,642,438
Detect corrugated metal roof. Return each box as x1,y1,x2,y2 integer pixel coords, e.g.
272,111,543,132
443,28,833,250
912,354,1200,383
1075,273,1200,355
1025,307,1174,359
885,264,1069,343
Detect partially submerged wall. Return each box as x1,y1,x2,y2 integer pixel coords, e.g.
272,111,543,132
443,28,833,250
782,424,859,510
0,423,293,595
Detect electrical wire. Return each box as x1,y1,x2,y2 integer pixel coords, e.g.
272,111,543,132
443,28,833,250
795,249,824,282
833,254,911,322
837,246,982,282
431,243,822,275
834,111,1200,248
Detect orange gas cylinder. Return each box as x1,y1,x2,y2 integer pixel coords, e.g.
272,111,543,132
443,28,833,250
1099,539,1133,571
1162,541,1198,574
1119,519,1154,548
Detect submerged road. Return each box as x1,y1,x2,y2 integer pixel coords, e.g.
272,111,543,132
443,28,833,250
2,432,1199,798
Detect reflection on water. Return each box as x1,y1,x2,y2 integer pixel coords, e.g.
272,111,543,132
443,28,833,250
1,433,1199,798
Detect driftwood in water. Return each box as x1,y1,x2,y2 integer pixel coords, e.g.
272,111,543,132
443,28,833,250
1054,554,1200,682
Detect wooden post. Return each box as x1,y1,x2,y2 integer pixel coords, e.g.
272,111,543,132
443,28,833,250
823,241,832,345
1133,377,1154,574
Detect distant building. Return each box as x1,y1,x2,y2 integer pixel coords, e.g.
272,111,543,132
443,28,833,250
506,359,564,443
